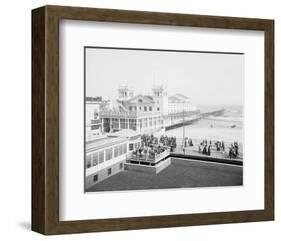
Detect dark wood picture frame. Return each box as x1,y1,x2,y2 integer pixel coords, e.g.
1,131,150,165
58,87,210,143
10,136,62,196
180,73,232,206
32,5,274,235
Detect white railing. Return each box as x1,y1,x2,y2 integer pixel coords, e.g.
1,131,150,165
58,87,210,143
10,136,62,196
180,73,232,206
172,137,243,160
127,149,169,163
100,110,164,118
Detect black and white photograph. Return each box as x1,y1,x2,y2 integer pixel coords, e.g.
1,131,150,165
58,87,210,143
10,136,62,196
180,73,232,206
84,47,244,192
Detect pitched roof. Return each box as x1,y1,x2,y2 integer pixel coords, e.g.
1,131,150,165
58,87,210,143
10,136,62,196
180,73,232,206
169,94,191,103
175,94,190,100
107,129,141,138
86,136,127,152
101,100,129,112
126,94,155,104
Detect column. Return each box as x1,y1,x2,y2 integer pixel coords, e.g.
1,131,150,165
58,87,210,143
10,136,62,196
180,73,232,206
101,118,104,133
109,118,112,132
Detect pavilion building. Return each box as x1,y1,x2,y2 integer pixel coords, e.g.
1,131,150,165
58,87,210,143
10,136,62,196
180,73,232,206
99,85,198,133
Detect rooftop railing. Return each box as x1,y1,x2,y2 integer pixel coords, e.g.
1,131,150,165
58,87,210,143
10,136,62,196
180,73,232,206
139,135,243,161
100,110,163,118
127,149,169,164
172,137,243,160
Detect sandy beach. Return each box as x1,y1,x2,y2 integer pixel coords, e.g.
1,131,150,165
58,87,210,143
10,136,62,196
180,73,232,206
161,106,244,144
165,118,243,144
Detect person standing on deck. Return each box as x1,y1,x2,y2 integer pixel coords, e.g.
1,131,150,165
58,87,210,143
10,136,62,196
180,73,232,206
207,145,211,156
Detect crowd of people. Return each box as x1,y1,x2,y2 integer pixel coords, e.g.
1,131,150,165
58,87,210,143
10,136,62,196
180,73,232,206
198,143,211,156
131,145,167,159
228,142,239,158
138,134,241,159
159,135,177,150
141,134,177,151
197,139,240,159
129,134,177,161
184,138,194,147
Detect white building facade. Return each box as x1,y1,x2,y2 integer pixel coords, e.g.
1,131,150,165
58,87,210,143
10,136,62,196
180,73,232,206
85,130,141,189
99,85,198,133
85,136,127,189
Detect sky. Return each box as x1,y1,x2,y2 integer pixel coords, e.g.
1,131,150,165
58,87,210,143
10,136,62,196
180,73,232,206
85,47,244,106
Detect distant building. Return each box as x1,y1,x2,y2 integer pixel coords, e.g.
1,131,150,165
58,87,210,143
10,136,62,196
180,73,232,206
168,94,197,114
85,97,102,140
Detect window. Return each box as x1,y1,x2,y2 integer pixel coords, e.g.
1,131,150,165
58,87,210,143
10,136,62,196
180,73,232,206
149,106,152,111
92,153,98,166
129,106,132,111
144,106,147,111
107,168,112,176
105,148,113,161
129,143,134,151
112,118,119,129
129,119,136,130
120,119,126,129
123,143,127,154
143,118,148,128
138,99,143,103
86,155,91,168
119,163,123,170
93,174,98,182
114,146,119,157
139,106,142,111
138,119,142,129
149,118,153,126
98,150,104,164
91,119,100,124
157,107,160,111
91,125,100,130
118,144,123,155
103,118,110,132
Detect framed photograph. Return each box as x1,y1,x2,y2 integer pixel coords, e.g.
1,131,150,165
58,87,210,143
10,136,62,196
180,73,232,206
32,5,274,235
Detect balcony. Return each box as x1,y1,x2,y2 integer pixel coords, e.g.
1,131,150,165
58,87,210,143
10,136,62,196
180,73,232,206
100,110,162,119
100,111,137,118
126,149,170,165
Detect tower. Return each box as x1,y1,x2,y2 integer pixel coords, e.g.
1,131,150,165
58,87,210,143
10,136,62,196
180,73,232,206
152,85,168,115
118,86,134,101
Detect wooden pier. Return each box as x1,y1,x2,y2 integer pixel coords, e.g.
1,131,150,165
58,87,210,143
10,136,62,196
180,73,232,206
164,108,225,131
